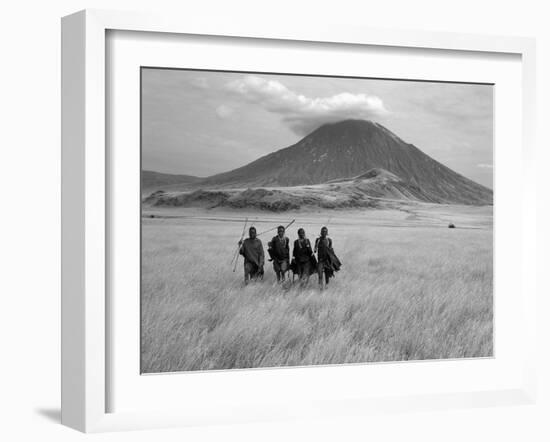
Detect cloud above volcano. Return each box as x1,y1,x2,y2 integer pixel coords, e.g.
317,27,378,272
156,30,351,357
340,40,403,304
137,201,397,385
226,75,389,135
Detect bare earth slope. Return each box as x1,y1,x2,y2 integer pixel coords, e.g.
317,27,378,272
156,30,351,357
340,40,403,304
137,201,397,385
143,167,478,211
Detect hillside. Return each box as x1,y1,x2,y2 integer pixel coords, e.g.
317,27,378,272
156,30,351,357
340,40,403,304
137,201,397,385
144,167,479,211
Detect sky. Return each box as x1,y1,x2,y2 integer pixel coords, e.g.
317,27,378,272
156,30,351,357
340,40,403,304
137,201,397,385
141,68,494,188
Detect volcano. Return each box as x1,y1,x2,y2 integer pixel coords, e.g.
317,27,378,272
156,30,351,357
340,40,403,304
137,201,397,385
144,119,493,206
200,120,492,205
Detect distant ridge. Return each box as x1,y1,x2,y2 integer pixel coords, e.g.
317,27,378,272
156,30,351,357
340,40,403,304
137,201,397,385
141,170,202,193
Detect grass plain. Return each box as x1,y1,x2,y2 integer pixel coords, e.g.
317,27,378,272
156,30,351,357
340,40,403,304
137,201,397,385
140,203,493,373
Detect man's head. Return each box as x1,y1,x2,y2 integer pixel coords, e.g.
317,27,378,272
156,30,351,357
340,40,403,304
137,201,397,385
321,226,328,237
277,225,285,237
298,228,305,239
249,226,257,240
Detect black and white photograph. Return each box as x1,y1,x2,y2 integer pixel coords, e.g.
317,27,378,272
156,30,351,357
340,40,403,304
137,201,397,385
5,0,548,438
140,68,494,374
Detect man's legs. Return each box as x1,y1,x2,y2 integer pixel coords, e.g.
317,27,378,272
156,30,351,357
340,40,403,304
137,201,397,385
299,260,310,287
244,261,251,285
280,260,288,282
273,260,281,282
317,261,325,289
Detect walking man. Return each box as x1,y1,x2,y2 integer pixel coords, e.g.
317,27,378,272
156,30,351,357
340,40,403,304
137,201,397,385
314,226,341,290
268,225,290,283
238,226,265,285
292,228,315,287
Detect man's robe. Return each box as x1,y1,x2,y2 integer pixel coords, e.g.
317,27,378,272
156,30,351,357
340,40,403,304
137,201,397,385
240,238,265,268
268,235,290,262
315,237,342,277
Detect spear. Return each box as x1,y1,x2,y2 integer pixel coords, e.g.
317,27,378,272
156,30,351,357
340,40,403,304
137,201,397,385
257,219,296,237
231,217,248,271
285,219,296,231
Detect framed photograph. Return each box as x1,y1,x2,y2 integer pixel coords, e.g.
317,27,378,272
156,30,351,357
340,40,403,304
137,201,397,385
61,9,538,432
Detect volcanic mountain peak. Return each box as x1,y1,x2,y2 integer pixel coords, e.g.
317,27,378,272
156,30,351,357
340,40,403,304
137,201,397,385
145,119,493,206
304,120,371,145
314,118,377,132
307,119,405,144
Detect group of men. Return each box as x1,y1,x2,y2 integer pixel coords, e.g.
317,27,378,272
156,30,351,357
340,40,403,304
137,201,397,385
238,225,341,289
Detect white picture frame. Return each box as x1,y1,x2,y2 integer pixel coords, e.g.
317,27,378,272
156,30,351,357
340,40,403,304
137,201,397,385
61,9,537,433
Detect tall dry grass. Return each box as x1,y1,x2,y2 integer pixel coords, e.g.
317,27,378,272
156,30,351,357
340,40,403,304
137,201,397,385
141,207,493,373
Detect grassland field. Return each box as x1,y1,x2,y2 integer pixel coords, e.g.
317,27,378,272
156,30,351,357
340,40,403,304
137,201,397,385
140,203,493,373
